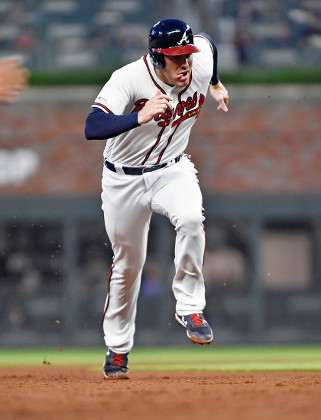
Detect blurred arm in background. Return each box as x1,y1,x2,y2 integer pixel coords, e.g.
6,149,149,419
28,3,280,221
0,56,28,103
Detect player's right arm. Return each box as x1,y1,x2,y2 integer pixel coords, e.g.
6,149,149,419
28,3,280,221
85,109,139,140
85,89,172,140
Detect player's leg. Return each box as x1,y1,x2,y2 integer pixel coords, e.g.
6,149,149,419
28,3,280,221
101,168,152,356
149,156,213,344
149,155,206,314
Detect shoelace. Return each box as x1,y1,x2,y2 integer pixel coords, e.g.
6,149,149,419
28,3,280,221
112,354,124,367
190,313,205,326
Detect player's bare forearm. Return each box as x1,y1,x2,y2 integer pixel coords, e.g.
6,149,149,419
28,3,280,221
138,89,173,125
209,82,228,112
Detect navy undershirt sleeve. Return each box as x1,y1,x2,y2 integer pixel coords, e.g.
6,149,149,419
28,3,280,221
85,107,140,140
198,32,219,86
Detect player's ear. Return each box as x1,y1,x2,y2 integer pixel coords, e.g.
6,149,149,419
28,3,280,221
150,51,165,69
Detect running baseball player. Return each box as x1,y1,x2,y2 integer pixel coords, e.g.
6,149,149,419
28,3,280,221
85,18,228,379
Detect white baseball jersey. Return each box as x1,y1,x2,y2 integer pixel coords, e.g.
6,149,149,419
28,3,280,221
92,35,214,166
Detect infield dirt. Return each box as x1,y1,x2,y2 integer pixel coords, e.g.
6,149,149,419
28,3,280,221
0,367,320,419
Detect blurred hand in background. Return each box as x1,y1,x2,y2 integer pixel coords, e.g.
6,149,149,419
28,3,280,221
0,56,28,103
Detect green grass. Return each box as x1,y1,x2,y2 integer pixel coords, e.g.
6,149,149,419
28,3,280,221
130,346,321,372
28,66,321,86
0,346,321,372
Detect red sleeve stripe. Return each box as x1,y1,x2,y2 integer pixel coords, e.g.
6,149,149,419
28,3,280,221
92,102,114,114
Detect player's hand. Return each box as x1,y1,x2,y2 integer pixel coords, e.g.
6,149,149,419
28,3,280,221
0,56,28,103
138,89,173,125
209,82,228,112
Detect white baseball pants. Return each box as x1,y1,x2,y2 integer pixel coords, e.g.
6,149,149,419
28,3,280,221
101,155,206,353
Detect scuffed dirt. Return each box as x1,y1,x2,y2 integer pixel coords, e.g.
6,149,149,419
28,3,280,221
0,367,320,420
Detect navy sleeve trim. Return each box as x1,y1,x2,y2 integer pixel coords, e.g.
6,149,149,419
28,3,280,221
85,107,140,140
197,32,219,86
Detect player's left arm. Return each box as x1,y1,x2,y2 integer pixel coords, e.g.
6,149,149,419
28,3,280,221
209,81,228,112
198,32,229,112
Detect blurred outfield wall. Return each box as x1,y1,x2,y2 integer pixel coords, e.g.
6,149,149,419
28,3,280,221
0,85,320,347
0,84,320,195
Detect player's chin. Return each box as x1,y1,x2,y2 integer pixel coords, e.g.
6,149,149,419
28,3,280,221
175,78,189,87
176,80,189,87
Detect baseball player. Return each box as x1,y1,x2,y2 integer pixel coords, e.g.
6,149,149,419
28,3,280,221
85,18,228,379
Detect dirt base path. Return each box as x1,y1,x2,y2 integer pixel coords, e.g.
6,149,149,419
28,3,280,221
1,367,320,420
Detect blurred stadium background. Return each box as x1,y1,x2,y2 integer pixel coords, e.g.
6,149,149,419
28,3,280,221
0,0,320,348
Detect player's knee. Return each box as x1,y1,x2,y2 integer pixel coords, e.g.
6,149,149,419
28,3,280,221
175,214,204,236
115,264,141,283
114,251,145,282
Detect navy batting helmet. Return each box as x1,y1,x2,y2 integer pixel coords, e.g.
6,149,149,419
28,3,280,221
149,19,200,69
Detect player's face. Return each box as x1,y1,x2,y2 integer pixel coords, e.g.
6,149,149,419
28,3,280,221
157,54,193,87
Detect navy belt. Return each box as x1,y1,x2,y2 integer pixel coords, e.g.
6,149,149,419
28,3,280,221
105,155,181,175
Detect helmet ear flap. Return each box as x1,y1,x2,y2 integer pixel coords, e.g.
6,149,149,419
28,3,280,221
150,50,165,69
